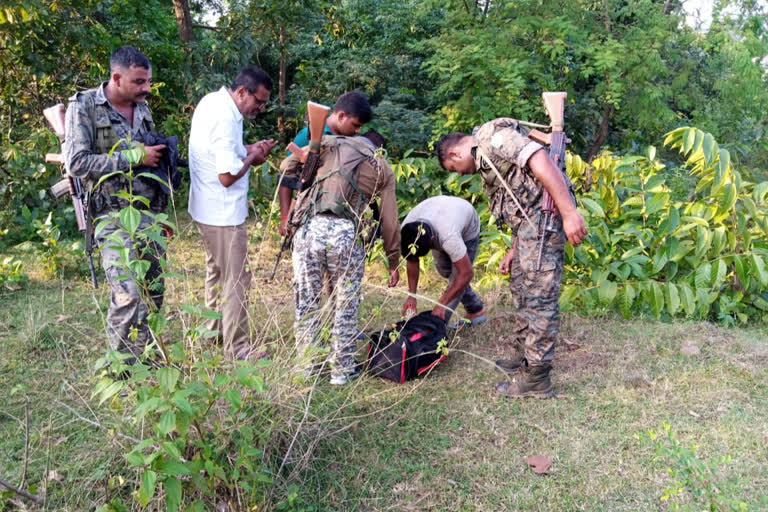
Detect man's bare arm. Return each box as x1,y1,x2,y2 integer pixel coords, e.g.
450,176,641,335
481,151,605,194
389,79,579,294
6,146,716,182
528,149,587,246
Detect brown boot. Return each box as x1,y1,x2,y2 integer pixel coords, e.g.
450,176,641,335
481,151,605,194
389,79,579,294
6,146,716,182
495,364,554,399
495,344,525,375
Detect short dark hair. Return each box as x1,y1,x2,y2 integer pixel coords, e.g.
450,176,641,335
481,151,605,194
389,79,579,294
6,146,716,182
334,91,373,124
231,67,273,93
110,46,151,71
401,222,434,259
362,130,387,149
435,132,467,169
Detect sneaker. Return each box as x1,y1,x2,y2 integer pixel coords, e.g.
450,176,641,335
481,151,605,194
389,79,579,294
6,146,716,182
329,364,362,386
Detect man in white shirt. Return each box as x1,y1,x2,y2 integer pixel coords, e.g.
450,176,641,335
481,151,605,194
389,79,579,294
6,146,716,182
400,196,486,326
188,67,277,359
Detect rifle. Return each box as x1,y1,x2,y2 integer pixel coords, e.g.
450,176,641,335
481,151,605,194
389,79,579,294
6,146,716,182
269,101,330,280
44,104,99,288
526,92,570,272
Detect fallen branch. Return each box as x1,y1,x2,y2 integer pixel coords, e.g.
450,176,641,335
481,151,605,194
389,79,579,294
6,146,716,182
0,474,43,505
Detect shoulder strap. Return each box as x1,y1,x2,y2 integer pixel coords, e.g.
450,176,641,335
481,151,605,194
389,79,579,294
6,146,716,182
477,149,537,232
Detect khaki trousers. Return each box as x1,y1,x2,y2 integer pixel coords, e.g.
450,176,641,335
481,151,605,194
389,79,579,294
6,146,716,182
196,221,252,357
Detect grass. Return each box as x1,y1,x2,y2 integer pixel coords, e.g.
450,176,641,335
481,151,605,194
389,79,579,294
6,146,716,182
1,211,768,511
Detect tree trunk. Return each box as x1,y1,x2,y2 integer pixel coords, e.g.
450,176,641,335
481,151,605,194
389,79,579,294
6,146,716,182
587,104,614,162
172,0,195,42
278,27,287,140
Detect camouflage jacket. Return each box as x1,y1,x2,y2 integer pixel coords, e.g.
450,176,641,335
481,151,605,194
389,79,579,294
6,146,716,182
63,82,161,213
472,118,547,235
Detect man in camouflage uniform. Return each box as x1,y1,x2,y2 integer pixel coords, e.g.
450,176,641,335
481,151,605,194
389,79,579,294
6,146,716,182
63,46,169,364
435,118,587,398
279,133,400,385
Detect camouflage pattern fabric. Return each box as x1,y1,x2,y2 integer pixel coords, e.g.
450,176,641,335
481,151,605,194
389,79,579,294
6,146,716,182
63,82,161,214
63,82,165,360
472,118,566,366
292,215,365,379
506,210,565,364
96,213,165,359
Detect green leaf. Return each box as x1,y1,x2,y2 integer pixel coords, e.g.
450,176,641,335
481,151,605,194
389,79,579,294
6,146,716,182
679,283,696,316
695,263,712,289
164,477,182,512
711,226,726,254
683,128,696,154
751,254,768,287
158,459,191,476
157,410,176,437
598,279,617,305
148,312,168,334
157,367,181,394
162,441,182,461
711,259,727,289
695,226,711,258
753,182,768,204
620,283,635,318
581,198,605,218
224,389,242,410
645,192,669,216
716,148,730,187
734,255,750,290
721,184,737,212
98,381,124,405
666,282,680,316
650,281,665,318
119,205,141,235
701,133,715,163
621,196,644,208
138,470,157,507
651,250,668,275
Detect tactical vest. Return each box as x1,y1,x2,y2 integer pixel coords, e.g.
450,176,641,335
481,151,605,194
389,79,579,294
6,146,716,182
74,90,161,213
292,137,375,230
475,118,575,235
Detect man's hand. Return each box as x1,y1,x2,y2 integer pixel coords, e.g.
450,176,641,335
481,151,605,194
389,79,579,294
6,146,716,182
431,304,446,320
141,144,166,167
498,246,516,275
279,216,290,237
246,139,278,165
562,209,588,246
388,268,400,288
402,296,417,317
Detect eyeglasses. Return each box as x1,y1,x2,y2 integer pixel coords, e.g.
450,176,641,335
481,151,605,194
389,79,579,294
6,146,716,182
251,92,270,109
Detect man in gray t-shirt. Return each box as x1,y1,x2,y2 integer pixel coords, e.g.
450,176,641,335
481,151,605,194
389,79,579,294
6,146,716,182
400,196,486,325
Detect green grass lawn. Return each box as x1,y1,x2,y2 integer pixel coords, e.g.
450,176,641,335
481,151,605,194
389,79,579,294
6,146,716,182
2,214,767,511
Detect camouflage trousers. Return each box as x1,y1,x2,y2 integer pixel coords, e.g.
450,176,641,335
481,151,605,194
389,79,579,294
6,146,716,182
292,215,365,379
507,210,565,366
96,213,164,360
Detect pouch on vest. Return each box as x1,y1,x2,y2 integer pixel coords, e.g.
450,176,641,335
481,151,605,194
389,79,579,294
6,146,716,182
364,311,447,383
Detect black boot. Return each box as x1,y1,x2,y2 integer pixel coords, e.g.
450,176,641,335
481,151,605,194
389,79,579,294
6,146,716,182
495,363,554,399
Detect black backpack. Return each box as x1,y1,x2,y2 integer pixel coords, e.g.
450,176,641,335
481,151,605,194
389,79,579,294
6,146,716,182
364,311,447,383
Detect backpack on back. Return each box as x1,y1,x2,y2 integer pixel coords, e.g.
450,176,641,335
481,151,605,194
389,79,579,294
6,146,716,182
364,311,447,383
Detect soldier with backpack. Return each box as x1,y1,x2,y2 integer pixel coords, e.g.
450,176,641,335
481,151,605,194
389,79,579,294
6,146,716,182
434,116,587,398
278,132,401,385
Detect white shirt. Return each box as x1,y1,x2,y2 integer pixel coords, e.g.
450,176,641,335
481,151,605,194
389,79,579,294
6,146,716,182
188,87,249,226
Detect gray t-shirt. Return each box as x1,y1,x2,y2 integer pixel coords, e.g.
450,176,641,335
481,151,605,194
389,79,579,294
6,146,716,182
402,196,481,262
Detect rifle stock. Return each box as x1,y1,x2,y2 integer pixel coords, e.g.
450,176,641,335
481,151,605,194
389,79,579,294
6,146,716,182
43,103,98,288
